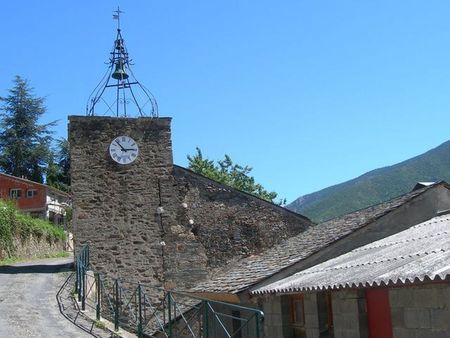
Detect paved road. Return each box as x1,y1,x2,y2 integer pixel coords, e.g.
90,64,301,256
0,257,93,338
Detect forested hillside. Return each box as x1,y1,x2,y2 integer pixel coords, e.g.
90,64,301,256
288,140,450,222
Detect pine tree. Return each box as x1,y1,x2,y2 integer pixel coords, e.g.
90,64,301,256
0,76,54,182
55,138,70,190
46,138,70,192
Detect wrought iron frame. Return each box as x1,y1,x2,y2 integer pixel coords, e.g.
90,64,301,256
75,245,264,337
86,7,158,118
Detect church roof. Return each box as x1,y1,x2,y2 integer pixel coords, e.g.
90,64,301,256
189,182,448,294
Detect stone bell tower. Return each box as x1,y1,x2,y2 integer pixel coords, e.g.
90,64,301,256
69,10,172,287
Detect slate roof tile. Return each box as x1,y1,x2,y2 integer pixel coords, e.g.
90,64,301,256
253,214,450,293
189,182,445,294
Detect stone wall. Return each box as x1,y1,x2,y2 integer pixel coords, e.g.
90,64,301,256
69,116,173,288
389,284,450,338
0,234,64,259
164,166,312,289
69,116,312,293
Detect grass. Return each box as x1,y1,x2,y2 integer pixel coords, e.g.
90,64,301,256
94,320,107,330
0,250,70,266
0,200,66,259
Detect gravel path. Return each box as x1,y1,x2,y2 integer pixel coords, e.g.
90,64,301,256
0,257,93,338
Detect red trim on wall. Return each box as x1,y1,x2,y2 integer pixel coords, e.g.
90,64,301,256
366,288,393,338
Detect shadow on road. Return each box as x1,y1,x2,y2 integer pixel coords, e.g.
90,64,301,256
0,262,74,274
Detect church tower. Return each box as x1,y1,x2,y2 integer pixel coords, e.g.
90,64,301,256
69,9,172,287
69,9,313,293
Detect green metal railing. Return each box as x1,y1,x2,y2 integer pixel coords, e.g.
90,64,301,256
75,245,264,337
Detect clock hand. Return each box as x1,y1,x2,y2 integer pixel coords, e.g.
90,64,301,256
123,148,137,151
115,141,126,151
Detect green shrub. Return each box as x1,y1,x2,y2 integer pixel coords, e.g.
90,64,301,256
0,200,65,258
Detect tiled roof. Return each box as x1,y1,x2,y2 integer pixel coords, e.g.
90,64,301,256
189,182,444,294
253,214,450,294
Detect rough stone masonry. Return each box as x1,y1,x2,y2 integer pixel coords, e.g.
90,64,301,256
69,116,312,291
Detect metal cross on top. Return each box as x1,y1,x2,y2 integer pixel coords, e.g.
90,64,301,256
112,7,124,30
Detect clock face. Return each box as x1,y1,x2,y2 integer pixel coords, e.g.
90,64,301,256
109,135,139,165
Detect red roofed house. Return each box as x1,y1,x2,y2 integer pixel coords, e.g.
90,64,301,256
0,172,70,226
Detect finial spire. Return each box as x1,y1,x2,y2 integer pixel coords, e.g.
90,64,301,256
86,8,158,118
112,6,124,30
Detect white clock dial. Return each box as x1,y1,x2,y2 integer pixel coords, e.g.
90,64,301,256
109,135,139,165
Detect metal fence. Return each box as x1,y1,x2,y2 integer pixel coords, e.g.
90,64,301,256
75,245,264,338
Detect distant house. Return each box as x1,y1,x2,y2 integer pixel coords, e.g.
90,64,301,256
0,172,70,226
189,181,450,337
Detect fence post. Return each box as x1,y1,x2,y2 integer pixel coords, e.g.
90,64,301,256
114,279,120,331
168,291,173,338
96,272,101,320
77,262,81,302
137,284,143,338
255,311,260,338
81,265,86,311
75,253,78,296
204,300,209,338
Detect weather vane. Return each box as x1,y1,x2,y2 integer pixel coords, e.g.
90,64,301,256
86,7,158,117
112,6,123,29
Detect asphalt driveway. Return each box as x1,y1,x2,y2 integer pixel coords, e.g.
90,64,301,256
0,256,93,338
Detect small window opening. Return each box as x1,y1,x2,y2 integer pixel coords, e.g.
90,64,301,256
10,188,21,199
27,189,37,198
317,291,334,337
290,294,306,337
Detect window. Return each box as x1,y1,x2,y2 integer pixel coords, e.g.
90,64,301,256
293,297,305,325
317,291,334,337
290,294,306,338
9,188,21,199
27,189,37,198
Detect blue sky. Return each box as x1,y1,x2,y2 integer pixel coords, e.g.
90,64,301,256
2,1,450,202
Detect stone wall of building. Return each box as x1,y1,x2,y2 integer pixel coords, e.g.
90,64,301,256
69,116,173,288
389,284,450,338
69,116,312,293
163,166,312,289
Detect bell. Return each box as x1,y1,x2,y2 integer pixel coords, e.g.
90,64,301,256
112,60,129,80
115,38,124,51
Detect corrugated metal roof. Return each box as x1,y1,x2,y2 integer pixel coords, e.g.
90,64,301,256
189,183,445,294
252,214,450,294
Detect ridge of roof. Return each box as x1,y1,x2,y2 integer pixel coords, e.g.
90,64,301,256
173,164,312,222
188,181,448,294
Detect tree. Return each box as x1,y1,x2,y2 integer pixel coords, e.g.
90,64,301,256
187,148,285,204
55,138,70,189
46,138,70,192
0,76,55,183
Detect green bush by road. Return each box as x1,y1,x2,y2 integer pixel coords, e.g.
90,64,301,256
0,200,65,257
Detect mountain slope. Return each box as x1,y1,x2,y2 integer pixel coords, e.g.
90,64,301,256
288,140,450,222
